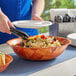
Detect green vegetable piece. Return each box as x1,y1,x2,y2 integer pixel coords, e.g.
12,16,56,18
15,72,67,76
21,42,24,47
53,38,56,41
0,52,3,55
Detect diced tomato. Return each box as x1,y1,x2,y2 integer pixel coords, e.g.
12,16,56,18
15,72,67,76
34,38,37,40
51,40,54,44
40,35,47,39
17,43,21,46
29,36,33,37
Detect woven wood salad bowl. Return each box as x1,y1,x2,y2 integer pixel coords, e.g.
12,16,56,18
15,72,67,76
7,36,71,61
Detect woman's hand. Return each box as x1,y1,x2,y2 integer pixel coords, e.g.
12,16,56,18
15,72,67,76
0,9,14,34
31,0,45,21
31,15,43,21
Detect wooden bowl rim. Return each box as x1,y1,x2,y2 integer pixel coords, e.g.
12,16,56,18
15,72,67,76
7,36,71,49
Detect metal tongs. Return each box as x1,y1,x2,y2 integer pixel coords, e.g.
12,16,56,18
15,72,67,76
10,26,29,40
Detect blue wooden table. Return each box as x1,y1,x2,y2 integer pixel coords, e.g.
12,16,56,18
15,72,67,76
0,46,76,76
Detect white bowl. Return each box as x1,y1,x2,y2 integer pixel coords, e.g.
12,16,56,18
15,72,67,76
67,33,76,46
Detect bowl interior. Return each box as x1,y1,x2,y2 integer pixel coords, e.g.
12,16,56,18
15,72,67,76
7,38,22,46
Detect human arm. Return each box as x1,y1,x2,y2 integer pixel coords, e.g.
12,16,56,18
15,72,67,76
31,0,45,21
0,9,13,34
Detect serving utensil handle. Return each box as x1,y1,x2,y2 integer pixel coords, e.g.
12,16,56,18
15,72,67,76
9,26,29,40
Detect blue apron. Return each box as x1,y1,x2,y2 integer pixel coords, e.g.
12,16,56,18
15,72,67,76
0,0,38,44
